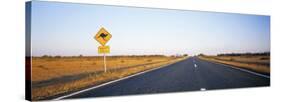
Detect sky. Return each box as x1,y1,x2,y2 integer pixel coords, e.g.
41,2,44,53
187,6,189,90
30,1,270,56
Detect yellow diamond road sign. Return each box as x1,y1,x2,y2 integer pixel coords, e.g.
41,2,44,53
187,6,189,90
98,46,110,54
95,27,112,46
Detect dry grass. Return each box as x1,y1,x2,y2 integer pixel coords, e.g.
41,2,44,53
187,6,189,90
31,56,186,100
32,56,175,81
198,55,270,74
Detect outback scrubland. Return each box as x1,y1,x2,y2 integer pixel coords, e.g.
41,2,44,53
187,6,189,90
198,52,270,74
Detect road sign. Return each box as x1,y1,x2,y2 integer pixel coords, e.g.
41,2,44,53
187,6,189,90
94,27,112,73
95,27,112,46
98,46,110,54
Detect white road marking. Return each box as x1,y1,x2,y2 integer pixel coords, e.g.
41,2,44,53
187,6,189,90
194,64,197,68
53,58,188,100
200,88,206,91
201,59,270,79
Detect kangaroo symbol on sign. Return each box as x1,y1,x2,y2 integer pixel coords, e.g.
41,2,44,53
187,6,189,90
98,33,108,40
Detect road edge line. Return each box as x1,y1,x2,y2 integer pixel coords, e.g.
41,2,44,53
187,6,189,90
198,57,270,79
53,57,188,100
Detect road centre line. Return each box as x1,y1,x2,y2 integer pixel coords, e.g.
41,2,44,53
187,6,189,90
200,88,206,91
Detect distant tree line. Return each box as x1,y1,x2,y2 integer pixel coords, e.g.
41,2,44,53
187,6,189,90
217,52,270,56
198,53,206,56
41,55,62,58
39,54,179,58
38,54,189,58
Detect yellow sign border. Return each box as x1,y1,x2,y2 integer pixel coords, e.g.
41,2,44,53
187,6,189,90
94,27,112,46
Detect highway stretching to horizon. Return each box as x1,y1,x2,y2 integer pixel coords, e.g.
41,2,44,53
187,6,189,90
54,57,270,100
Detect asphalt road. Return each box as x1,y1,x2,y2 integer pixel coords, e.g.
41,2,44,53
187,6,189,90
64,57,270,99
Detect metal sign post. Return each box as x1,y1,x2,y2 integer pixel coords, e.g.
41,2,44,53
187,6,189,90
103,53,107,73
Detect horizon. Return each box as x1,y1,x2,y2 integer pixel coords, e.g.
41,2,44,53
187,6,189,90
32,51,270,57
30,1,270,56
